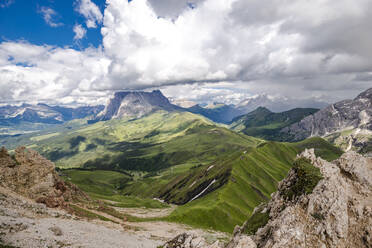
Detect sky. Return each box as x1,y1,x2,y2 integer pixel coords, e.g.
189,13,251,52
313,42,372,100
0,0,371,107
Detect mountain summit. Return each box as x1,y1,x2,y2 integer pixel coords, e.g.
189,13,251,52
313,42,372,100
94,90,180,121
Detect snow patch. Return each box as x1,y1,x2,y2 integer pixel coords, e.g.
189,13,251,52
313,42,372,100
359,110,370,126
189,179,216,202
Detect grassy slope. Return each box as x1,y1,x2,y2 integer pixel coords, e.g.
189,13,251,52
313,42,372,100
5,111,214,169
230,107,318,141
61,169,168,208
164,137,342,232
7,110,261,205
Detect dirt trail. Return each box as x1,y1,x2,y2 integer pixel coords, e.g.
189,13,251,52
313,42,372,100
79,202,229,244
0,186,229,247
112,205,176,218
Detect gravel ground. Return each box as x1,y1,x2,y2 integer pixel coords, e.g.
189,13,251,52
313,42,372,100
0,187,160,248
0,187,228,248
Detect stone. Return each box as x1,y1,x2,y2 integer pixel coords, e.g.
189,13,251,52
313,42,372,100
0,146,89,209
225,149,372,248
49,226,63,236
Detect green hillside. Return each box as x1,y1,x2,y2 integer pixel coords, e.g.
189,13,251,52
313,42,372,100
1,109,342,234
163,137,342,232
230,107,318,141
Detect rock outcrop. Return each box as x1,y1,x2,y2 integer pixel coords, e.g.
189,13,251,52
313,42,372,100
164,149,372,248
163,232,222,248
228,149,372,248
0,146,88,208
94,90,181,121
281,88,372,145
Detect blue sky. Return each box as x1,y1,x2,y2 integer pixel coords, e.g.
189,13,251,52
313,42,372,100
0,0,105,49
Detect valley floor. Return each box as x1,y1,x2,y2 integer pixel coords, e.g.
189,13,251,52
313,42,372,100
0,186,228,248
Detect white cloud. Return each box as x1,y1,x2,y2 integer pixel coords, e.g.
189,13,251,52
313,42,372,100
99,0,372,98
0,41,110,105
1,0,372,106
38,6,63,27
73,24,87,40
75,0,103,28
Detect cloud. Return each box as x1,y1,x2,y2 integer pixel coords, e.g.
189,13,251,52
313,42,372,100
38,6,63,27
1,0,372,106
147,0,205,18
73,24,87,40
74,0,103,28
99,0,372,97
0,0,14,8
0,41,110,105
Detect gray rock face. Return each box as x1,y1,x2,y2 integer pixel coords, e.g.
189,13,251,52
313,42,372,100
95,90,180,121
281,88,372,141
229,149,372,248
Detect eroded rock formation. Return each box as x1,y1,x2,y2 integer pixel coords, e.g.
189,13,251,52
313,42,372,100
0,146,88,208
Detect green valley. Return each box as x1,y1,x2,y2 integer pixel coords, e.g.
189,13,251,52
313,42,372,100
0,108,343,234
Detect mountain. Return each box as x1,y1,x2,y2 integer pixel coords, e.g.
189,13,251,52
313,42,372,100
230,107,319,141
94,90,181,122
236,94,328,114
160,138,342,233
0,103,104,125
187,103,243,123
170,99,197,108
282,87,372,153
185,94,327,124
164,149,371,248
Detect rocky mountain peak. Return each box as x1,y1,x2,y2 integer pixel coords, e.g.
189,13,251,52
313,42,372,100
95,90,180,121
356,87,372,100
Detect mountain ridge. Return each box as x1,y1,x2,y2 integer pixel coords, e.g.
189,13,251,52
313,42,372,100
281,87,372,153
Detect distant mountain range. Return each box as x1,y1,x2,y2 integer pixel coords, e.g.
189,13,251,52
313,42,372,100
186,104,243,123
0,103,103,125
1,87,371,154
235,94,328,114
0,90,330,126
231,87,372,154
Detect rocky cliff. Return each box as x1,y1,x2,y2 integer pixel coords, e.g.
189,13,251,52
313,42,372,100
281,88,372,150
163,149,372,248
0,146,88,208
94,90,181,121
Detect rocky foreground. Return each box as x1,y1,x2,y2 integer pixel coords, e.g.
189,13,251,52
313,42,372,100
164,149,372,248
0,147,226,248
1,146,371,248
